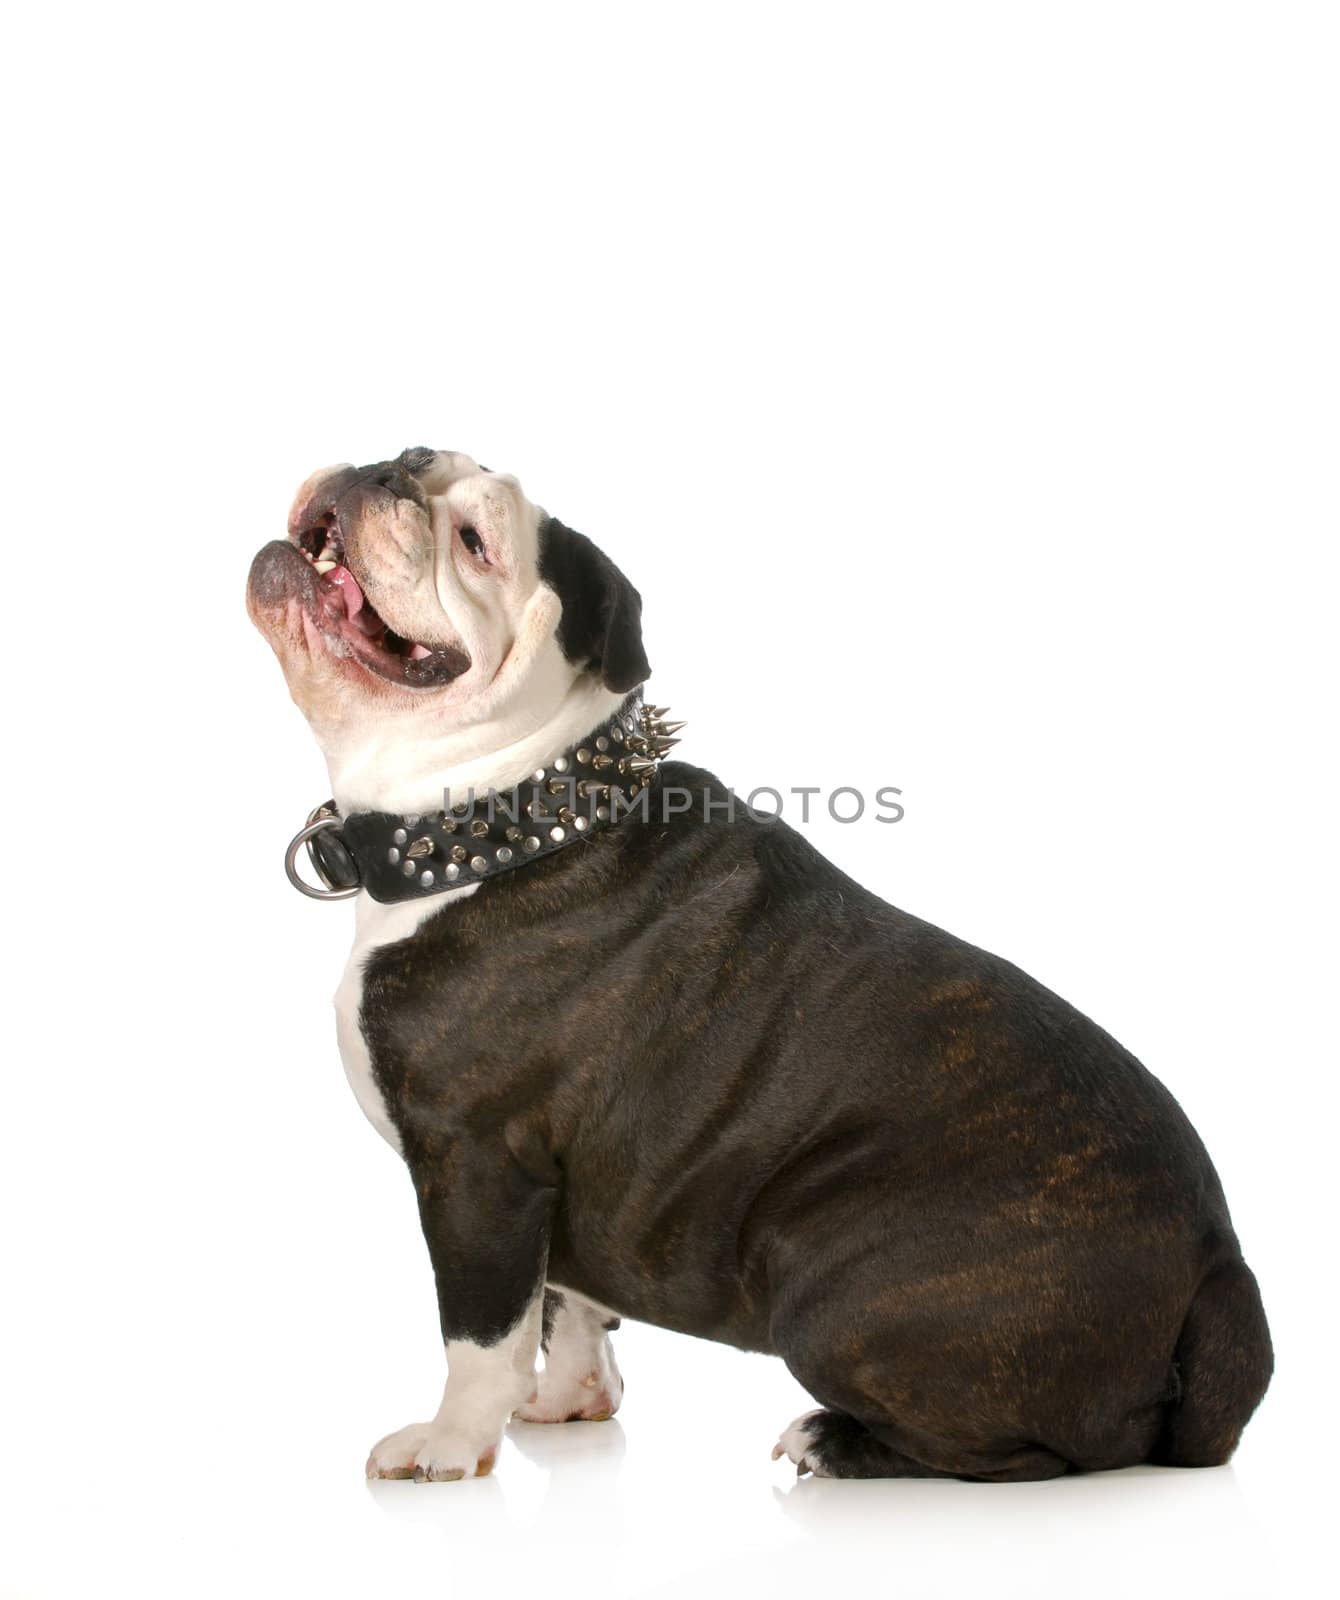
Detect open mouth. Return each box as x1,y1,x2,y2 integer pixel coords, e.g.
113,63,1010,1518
290,514,470,689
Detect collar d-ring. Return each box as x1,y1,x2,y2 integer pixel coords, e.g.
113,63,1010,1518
284,812,361,900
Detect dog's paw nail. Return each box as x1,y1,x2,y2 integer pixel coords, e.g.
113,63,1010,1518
771,1442,785,1460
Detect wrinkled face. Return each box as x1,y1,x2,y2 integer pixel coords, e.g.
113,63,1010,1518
246,448,650,802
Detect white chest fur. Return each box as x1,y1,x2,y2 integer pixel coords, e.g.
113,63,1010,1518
333,885,478,1153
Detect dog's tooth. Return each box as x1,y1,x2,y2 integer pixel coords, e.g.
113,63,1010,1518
314,559,337,574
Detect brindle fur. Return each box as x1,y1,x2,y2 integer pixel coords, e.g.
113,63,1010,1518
360,761,1272,1481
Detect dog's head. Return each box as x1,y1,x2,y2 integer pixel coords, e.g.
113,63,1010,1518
246,449,649,809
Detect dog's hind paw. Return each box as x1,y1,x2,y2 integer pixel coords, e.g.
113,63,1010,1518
772,1409,830,1477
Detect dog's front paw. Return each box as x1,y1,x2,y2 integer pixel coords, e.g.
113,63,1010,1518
513,1351,624,1424
365,1420,500,1482
771,1409,830,1477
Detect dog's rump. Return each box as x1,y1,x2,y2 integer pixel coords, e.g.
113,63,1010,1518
1150,1256,1273,1467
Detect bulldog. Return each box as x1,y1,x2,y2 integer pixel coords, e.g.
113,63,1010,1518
246,447,1272,1483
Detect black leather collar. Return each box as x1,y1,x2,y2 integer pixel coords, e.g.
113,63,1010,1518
285,694,683,904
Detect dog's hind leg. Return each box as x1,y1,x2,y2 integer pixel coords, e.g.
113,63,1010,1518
774,1408,955,1478
773,1408,1070,1481
512,1286,625,1423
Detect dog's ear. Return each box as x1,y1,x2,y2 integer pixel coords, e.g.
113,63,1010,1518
537,516,651,693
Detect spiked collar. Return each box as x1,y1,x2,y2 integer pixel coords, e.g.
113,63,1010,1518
283,695,683,904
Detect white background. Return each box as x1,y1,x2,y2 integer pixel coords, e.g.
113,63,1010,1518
2,4,1336,1596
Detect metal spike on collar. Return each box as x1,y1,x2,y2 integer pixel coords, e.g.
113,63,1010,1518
639,703,686,748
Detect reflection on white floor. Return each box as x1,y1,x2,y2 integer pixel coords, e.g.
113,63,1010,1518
3,1314,1307,1600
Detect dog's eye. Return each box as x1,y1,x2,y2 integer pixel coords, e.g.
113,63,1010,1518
459,525,487,561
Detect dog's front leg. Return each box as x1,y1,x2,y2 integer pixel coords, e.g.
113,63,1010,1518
366,1142,553,1482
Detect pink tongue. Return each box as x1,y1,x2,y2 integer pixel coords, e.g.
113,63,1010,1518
329,566,364,618
330,566,384,638
408,644,432,661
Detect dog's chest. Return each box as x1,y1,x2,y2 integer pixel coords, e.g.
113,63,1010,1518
333,887,478,1152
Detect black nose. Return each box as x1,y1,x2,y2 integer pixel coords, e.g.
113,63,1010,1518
356,455,429,505
291,454,431,550
396,446,436,475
